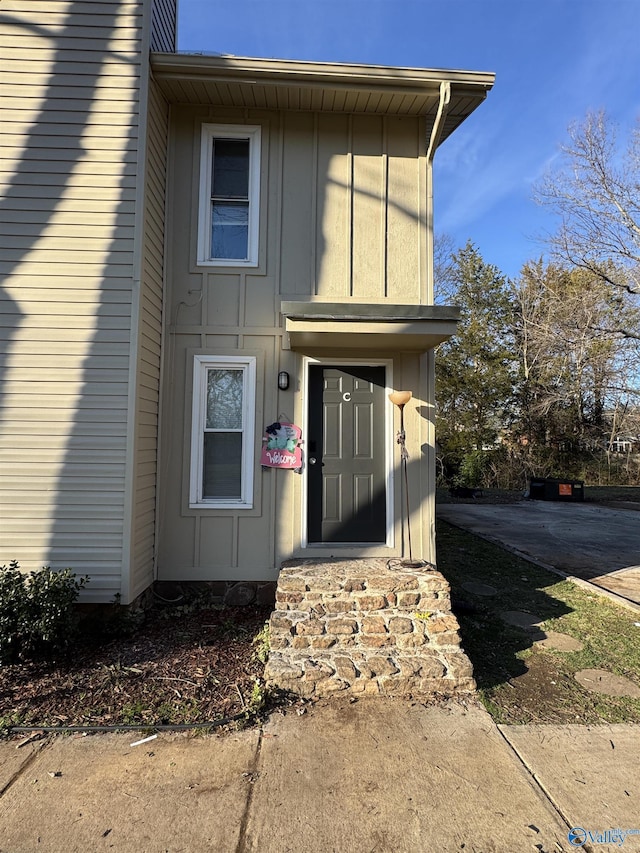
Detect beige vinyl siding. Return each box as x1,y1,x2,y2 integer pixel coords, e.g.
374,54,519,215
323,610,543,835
129,76,169,600
0,0,143,602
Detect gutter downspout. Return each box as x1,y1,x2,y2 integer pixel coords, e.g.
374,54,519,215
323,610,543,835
426,80,450,304
424,80,450,566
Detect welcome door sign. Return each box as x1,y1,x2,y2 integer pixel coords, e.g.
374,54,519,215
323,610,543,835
260,422,302,469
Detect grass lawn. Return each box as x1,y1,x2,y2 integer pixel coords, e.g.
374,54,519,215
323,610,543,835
436,519,640,725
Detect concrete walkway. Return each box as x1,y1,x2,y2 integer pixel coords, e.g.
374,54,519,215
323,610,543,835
1,698,639,852
437,501,640,607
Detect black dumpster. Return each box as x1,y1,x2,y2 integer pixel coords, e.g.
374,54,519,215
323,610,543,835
529,477,584,502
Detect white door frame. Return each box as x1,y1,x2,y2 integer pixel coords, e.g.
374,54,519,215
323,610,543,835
301,355,395,549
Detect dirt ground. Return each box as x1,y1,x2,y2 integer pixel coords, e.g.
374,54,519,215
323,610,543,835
481,651,592,724
0,600,274,730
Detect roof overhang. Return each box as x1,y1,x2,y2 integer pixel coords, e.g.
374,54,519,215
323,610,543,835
150,53,494,146
281,302,460,353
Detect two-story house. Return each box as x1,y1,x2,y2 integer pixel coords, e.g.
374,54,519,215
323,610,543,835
1,0,494,605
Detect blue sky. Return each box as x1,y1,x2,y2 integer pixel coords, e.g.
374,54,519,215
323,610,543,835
177,0,640,279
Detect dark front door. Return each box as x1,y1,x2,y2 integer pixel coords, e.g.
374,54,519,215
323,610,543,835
307,365,386,543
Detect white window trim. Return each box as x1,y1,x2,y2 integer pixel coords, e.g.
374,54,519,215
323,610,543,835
190,354,257,509
197,124,261,267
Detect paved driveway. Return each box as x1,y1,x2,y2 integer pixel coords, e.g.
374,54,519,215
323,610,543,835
437,501,640,606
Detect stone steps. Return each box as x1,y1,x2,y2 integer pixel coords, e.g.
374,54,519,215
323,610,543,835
264,558,476,699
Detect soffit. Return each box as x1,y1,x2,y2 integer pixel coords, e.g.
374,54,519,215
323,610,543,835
281,302,460,353
151,53,494,144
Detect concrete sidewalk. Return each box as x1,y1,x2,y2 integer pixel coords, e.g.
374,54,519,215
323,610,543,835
1,698,639,852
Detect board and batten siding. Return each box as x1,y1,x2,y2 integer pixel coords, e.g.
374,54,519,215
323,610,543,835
157,105,431,581
277,110,427,301
0,0,174,602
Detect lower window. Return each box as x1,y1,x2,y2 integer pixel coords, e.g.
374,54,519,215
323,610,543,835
190,355,256,508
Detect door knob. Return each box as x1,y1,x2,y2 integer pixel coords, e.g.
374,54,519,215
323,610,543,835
309,456,317,464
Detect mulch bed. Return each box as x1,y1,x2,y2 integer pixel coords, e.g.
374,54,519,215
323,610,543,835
0,601,273,731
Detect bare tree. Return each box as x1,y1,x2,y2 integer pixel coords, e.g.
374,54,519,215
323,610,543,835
535,111,640,336
433,233,458,304
511,261,639,457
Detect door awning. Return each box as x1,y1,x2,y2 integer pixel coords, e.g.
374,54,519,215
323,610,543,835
281,302,460,353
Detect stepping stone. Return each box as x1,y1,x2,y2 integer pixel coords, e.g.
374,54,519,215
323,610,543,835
500,612,584,651
574,668,640,698
534,631,584,652
500,610,544,632
462,581,498,597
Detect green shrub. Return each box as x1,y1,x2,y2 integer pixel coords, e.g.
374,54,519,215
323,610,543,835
457,450,489,488
252,621,270,664
0,561,88,664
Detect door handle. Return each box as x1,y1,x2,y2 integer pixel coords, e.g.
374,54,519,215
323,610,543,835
309,457,324,466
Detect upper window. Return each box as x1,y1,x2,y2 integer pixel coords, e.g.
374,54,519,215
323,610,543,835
198,124,261,266
190,354,256,509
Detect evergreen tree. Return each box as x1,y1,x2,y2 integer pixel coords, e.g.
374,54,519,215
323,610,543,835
435,242,516,482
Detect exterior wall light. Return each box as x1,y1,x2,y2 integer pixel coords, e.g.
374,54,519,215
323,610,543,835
278,371,290,391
